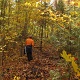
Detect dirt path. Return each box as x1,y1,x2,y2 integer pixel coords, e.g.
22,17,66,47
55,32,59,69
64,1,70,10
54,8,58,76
2,50,74,80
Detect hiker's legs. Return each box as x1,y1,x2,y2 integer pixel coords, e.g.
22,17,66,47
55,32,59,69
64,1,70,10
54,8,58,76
26,46,33,61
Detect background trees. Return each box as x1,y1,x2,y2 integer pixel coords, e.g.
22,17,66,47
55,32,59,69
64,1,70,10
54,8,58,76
0,0,80,61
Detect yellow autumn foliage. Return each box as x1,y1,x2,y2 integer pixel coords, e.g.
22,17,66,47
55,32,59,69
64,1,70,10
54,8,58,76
13,76,20,80
61,50,80,79
25,2,31,6
61,50,71,61
70,11,78,17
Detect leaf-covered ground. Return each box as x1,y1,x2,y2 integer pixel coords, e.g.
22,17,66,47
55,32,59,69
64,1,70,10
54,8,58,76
2,46,76,80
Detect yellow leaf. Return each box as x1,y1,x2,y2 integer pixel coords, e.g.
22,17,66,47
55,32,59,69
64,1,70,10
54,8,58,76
13,76,20,80
13,76,17,80
17,77,20,80
61,50,71,61
72,61,79,73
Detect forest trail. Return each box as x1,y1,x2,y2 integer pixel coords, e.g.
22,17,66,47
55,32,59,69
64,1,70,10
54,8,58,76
2,48,73,80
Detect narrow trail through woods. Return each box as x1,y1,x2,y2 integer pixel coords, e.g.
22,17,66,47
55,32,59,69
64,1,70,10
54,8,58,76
2,48,74,80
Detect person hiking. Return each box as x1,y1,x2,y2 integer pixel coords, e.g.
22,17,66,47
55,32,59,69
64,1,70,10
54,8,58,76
25,35,34,61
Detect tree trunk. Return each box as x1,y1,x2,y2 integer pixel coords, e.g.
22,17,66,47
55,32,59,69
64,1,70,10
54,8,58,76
0,0,6,79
